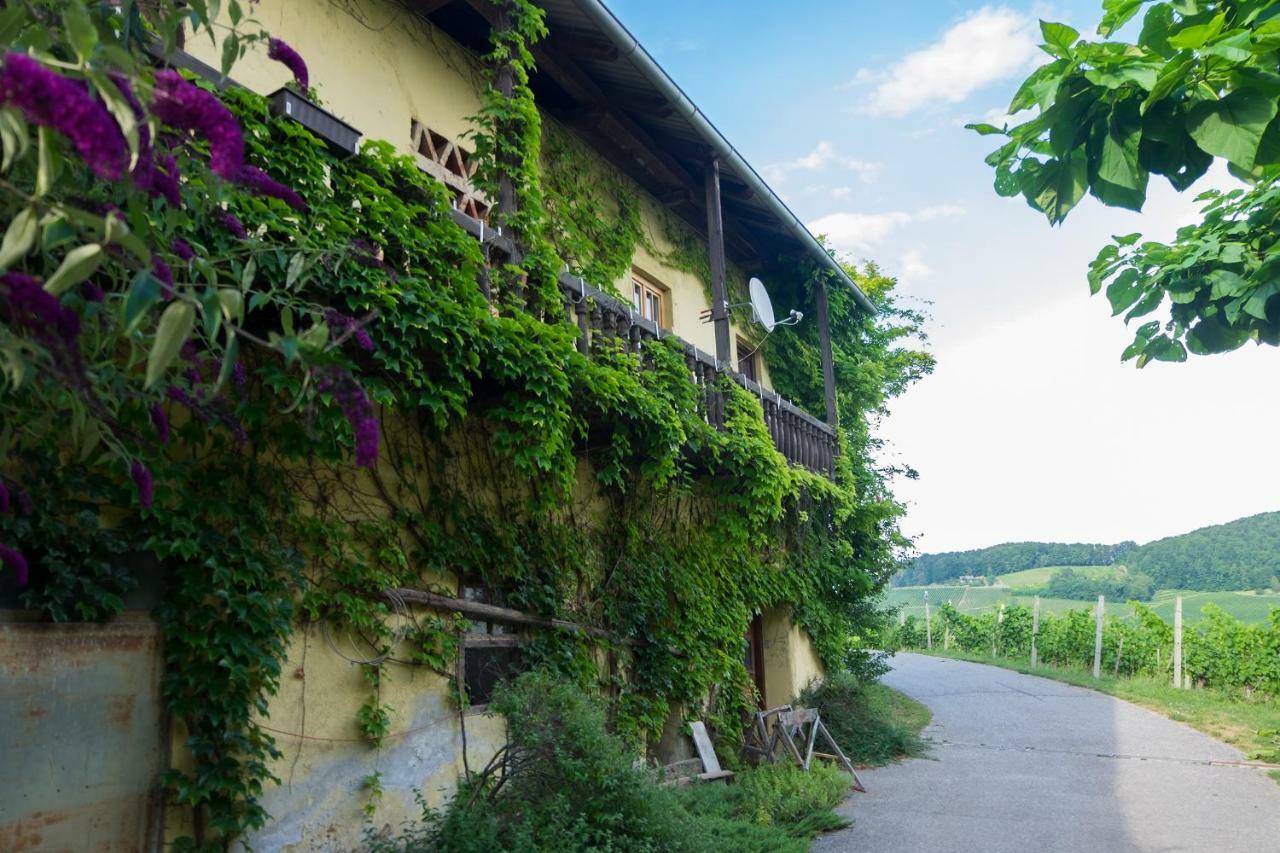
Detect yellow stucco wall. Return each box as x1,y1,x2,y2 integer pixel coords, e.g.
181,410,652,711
760,605,825,710
188,0,773,388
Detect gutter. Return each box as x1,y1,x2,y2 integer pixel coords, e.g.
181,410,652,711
571,0,877,315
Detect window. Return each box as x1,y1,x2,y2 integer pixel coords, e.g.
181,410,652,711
458,580,523,708
631,269,669,327
736,337,759,383
410,119,491,222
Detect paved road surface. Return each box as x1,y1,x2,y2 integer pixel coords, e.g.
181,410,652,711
814,653,1280,852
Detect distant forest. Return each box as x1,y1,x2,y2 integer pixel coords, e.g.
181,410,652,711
899,512,1280,592
896,542,1134,586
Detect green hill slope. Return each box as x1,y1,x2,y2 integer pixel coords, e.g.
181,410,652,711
897,541,1135,586
1123,512,1280,591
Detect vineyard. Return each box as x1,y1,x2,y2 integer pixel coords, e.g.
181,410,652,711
889,600,1280,699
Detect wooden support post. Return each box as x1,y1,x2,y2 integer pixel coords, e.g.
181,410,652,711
814,278,838,426
1031,596,1040,668
493,4,518,228
898,610,906,628
993,603,1004,658
1173,595,1183,689
924,591,932,651
1092,594,1105,679
704,155,731,364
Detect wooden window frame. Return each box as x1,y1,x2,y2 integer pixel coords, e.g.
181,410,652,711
630,267,671,330
736,336,759,383
457,579,525,713
410,119,491,222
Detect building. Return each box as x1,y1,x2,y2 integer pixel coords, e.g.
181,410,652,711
0,1,873,849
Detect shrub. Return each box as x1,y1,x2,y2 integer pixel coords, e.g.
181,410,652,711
798,671,928,766
366,672,853,852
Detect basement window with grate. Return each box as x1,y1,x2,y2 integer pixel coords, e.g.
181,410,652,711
458,579,524,709
411,119,491,223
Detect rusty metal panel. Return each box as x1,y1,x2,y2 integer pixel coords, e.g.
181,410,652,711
0,617,166,852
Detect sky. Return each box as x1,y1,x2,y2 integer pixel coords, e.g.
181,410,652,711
606,0,1280,553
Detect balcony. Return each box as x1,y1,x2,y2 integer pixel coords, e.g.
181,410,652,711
451,211,839,479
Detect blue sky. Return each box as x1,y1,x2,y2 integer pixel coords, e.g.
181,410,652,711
608,1,1280,552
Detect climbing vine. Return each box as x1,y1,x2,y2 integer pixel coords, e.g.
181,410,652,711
0,1,929,848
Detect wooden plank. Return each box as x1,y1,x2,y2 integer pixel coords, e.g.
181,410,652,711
704,155,731,363
689,721,722,774
802,713,820,771
814,278,839,426
389,588,616,640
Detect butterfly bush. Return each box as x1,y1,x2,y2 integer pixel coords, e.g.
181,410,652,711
0,54,127,180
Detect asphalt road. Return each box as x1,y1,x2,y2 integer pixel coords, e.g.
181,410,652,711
813,653,1280,853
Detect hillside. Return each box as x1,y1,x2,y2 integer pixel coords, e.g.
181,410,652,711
899,512,1280,593
1124,512,1280,591
896,541,1135,586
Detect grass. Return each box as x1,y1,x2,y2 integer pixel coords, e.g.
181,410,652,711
917,648,1280,769
887,582,1280,625
1147,589,1280,624
798,674,931,767
995,564,1118,589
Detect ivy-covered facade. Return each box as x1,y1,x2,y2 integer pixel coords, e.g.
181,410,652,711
0,1,929,849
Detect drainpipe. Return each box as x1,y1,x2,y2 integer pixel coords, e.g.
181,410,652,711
572,0,877,316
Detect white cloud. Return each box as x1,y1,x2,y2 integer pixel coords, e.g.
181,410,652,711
808,204,964,255
856,7,1039,118
763,141,881,185
899,250,932,282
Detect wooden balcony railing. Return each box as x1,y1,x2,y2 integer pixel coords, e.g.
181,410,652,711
451,209,838,478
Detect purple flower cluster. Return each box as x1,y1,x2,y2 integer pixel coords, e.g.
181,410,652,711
153,258,174,298
0,543,28,587
0,482,31,517
268,38,310,92
237,164,308,212
314,366,379,468
109,72,182,206
325,309,375,352
172,239,195,262
0,54,127,180
80,280,105,303
218,212,248,239
167,385,249,447
151,70,245,180
151,403,171,445
130,461,153,509
1,272,80,345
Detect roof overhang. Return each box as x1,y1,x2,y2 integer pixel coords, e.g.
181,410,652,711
418,0,875,313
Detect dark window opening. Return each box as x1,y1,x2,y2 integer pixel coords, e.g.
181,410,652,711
737,337,759,383
458,579,524,708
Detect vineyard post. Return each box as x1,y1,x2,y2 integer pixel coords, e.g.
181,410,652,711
1031,596,1040,667
993,603,1004,658
1092,595,1104,679
1173,595,1183,689
899,610,906,628
924,591,932,651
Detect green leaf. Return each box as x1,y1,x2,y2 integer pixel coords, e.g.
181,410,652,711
1090,100,1149,210
1020,152,1089,224
965,122,1005,136
1168,12,1226,51
43,243,103,296
1040,20,1079,53
994,164,1019,197
1105,268,1144,315
1186,89,1277,170
1187,317,1249,354
1203,30,1253,62
1098,0,1145,37
89,71,141,171
1242,281,1279,319
122,270,161,334
146,301,196,389
286,252,307,289
221,32,239,79
218,289,244,324
0,206,38,270
62,0,99,61
212,332,240,394
35,126,54,198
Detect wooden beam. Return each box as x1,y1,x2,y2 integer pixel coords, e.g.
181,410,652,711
389,588,617,641
609,92,675,118
815,278,838,425
705,154,731,363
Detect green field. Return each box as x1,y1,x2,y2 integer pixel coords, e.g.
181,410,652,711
885,583,1280,624
884,585,1082,619
1148,590,1280,624
994,565,1119,589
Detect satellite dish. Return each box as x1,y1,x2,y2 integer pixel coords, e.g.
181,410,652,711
749,277,776,331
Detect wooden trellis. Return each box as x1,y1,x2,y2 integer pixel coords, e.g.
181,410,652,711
745,704,865,792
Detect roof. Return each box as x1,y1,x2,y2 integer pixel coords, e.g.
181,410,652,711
420,0,875,313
